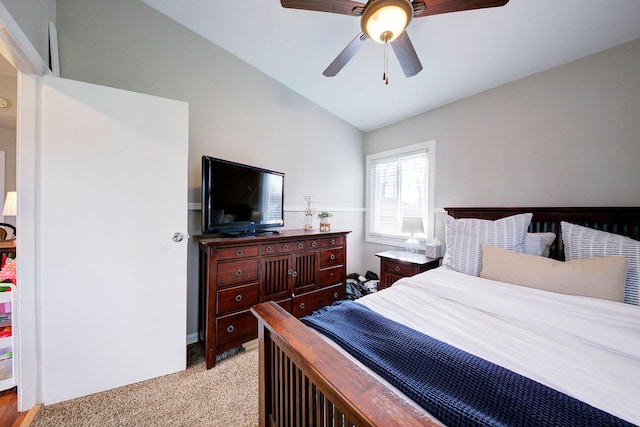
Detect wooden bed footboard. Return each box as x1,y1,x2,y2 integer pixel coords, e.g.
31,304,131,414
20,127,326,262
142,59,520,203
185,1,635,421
251,301,440,427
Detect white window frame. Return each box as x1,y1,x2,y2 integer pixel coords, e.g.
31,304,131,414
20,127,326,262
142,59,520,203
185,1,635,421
365,140,436,248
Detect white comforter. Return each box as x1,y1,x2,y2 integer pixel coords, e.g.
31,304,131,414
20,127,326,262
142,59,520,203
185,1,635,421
357,267,640,425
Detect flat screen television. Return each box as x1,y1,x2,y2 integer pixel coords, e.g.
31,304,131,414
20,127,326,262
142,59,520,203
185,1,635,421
201,156,285,235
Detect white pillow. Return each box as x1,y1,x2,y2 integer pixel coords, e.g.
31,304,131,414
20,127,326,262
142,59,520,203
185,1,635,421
561,221,640,305
443,213,532,276
525,232,556,257
481,244,627,302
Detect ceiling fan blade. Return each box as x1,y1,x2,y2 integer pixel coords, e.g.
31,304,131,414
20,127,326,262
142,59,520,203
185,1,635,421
280,0,366,16
412,0,509,18
390,32,423,77
323,33,368,77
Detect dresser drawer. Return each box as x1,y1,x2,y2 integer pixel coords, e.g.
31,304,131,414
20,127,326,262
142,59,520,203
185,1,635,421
278,241,294,253
319,236,344,248
318,265,344,287
261,244,277,256
292,240,307,251
319,248,344,267
382,259,416,277
217,283,259,315
217,245,259,261
292,283,344,318
217,259,259,287
216,310,257,347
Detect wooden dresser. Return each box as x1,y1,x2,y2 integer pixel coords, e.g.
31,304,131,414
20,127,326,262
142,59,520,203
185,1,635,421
199,229,350,368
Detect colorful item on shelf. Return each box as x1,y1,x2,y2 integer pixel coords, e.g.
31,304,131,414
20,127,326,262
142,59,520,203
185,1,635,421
0,260,16,284
0,303,10,314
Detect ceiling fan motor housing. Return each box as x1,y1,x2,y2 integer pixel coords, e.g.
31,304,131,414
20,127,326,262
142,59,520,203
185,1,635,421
361,0,414,43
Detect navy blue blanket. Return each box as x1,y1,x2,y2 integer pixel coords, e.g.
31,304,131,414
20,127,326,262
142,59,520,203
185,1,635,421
301,300,634,427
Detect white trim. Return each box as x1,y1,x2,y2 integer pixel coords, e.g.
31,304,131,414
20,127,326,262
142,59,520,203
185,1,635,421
15,73,39,412
189,202,365,213
285,206,364,213
186,332,198,345
0,5,47,411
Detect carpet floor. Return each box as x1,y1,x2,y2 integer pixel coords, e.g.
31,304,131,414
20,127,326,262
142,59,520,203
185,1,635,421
31,344,259,427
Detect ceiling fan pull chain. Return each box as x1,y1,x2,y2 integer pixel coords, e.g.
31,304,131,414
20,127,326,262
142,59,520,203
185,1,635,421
382,43,386,82
383,43,389,85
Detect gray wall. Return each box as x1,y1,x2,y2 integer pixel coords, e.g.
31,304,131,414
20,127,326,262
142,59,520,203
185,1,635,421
362,38,640,274
55,0,366,339
1,0,55,66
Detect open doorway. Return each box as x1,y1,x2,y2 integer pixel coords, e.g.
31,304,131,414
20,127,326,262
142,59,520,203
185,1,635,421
0,53,17,230
0,51,20,421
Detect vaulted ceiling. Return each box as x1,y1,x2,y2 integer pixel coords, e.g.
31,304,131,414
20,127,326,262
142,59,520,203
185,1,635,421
15,1,640,132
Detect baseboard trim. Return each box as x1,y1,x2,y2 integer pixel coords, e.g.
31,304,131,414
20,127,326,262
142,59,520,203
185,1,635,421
242,339,258,352
187,332,198,345
20,403,41,427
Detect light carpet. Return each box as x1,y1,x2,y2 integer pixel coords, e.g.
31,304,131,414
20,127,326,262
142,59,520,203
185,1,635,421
31,345,259,427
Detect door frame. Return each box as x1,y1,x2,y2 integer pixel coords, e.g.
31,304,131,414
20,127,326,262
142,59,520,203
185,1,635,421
0,2,49,411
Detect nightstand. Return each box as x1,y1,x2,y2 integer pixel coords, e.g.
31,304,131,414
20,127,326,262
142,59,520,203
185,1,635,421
375,250,441,289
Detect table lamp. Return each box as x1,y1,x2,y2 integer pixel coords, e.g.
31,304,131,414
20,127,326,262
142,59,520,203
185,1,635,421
402,217,423,253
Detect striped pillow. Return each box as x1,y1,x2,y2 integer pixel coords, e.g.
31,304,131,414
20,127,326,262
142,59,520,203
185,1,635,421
561,221,639,305
443,213,532,276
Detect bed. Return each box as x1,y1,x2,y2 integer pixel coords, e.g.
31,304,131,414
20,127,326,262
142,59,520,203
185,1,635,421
251,207,640,427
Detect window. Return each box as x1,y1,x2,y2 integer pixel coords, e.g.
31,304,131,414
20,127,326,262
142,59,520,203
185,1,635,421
366,141,435,247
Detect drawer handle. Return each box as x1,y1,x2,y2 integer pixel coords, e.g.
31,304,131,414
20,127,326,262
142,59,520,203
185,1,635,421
297,243,304,249
235,295,243,302
333,292,339,298
283,244,289,250
330,254,335,260
266,246,272,253
235,249,243,256
299,302,305,310
235,269,243,277
330,239,336,245
288,269,293,276
291,271,298,278
226,325,235,333
395,266,400,272
311,242,317,248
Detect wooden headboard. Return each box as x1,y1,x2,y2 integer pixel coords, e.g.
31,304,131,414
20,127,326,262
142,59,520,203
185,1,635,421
445,207,640,260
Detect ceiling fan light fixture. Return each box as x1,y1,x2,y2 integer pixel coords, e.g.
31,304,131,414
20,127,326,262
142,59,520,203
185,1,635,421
361,0,413,44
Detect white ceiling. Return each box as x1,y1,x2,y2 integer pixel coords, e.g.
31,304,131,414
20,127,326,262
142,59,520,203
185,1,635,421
11,1,640,133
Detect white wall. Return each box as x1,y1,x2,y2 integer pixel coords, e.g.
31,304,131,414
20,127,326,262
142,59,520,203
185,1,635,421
55,0,366,338
362,38,640,274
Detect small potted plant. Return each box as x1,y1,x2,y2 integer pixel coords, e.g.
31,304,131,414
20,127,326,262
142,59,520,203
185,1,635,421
318,210,332,232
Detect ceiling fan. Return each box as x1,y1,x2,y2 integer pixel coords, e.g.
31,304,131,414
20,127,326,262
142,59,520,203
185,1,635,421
280,0,510,81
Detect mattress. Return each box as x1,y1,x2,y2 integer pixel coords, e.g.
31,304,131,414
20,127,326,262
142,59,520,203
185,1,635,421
336,267,640,425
